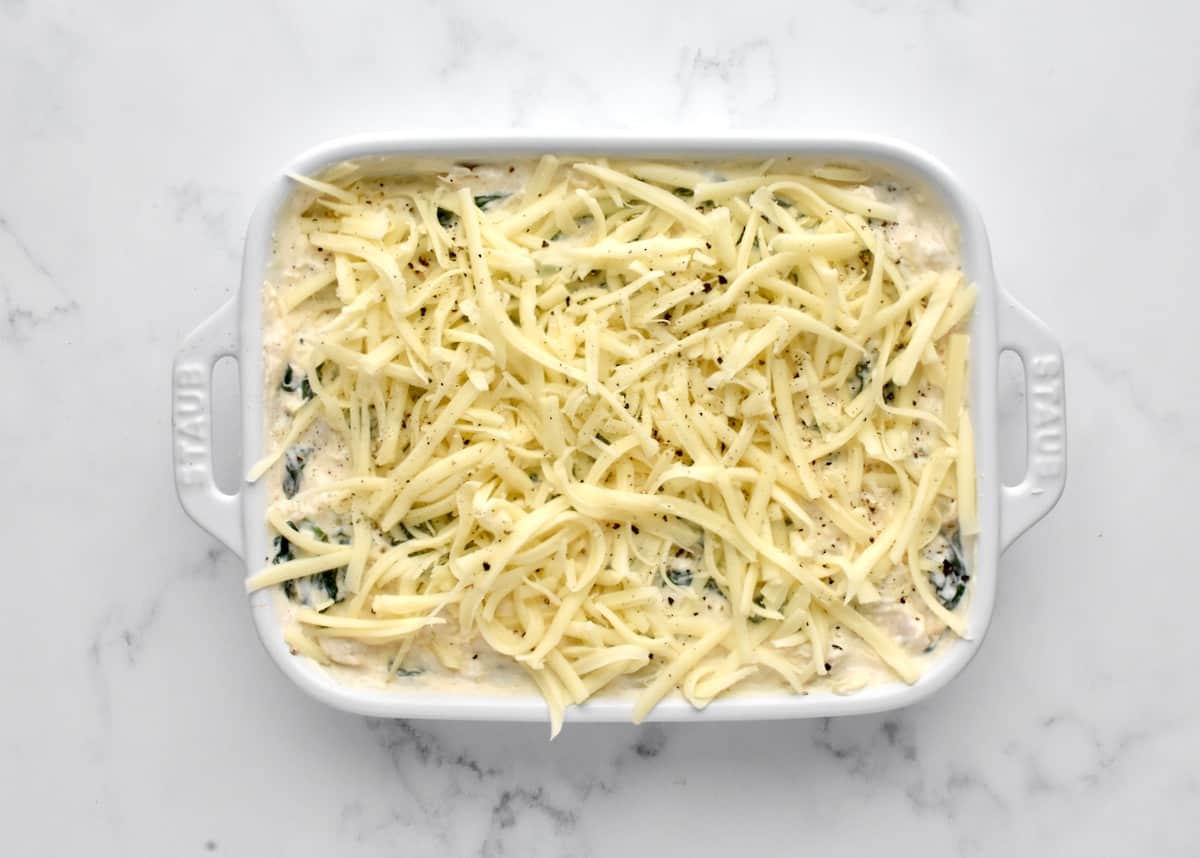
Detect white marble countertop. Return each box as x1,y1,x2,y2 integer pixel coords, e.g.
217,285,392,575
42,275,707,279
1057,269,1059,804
4,0,1198,854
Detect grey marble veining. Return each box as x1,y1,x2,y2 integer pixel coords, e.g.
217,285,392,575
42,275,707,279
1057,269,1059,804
2,0,1198,855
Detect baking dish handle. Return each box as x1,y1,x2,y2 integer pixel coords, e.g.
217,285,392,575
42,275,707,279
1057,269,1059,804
996,290,1067,551
172,298,244,557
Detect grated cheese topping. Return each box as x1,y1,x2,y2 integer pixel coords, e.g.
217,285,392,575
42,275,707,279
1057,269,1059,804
249,156,977,734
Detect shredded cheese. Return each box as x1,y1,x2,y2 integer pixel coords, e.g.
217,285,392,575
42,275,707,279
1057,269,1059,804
252,157,977,734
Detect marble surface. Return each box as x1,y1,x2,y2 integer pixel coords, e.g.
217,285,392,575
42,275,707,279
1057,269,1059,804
3,0,1198,854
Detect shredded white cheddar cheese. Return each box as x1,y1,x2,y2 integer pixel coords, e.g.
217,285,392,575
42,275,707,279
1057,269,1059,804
250,157,977,734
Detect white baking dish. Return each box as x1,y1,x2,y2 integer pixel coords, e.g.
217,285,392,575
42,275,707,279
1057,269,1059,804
172,134,1066,724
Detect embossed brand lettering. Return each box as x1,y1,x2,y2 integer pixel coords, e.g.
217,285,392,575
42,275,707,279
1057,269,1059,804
176,389,205,408
177,461,208,486
174,360,210,486
1031,354,1061,377
1027,352,1064,479
176,363,207,386
176,413,207,443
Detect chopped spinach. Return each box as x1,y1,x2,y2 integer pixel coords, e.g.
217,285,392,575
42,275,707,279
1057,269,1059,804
281,363,318,402
274,534,299,599
473,193,509,210
664,567,694,587
436,207,457,229
850,359,872,395
283,567,346,610
749,592,767,624
703,577,725,597
271,534,293,565
282,446,311,498
315,569,341,601
931,529,970,610
275,521,346,609
289,519,328,542
280,364,300,392
672,187,694,199
882,381,897,403
395,667,424,678
773,195,793,208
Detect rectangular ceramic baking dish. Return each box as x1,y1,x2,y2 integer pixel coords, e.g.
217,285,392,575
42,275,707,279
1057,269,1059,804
172,134,1067,724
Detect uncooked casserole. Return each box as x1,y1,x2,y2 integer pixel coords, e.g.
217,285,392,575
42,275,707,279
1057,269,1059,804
245,155,978,733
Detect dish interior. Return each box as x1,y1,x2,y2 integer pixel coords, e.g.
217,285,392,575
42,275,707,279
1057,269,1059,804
237,140,1002,723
